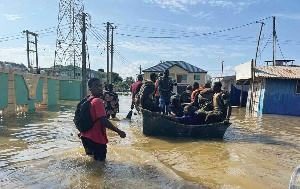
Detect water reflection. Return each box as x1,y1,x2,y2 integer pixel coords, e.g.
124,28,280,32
0,96,299,189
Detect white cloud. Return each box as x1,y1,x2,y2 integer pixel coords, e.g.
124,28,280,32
274,13,300,21
4,14,21,21
114,60,154,78
144,0,260,13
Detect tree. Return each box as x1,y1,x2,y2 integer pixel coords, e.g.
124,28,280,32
112,73,123,83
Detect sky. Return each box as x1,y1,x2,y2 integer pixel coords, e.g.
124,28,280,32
0,0,300,78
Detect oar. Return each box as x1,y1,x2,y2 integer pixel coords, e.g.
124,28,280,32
126,109,133,119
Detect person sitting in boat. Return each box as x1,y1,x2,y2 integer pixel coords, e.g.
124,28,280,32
199,82,232,124
170,95,184,117
152,104,202,125
154,73,163,106
130,74,143,110
138,73,161,112
191,82,204,103
193,82,213,110
180,85,193,104
102,84,119,119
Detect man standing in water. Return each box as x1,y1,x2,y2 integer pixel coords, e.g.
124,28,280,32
80,78,126,161
130,74,143,109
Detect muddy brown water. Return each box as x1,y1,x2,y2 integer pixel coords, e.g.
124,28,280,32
0,95,299,188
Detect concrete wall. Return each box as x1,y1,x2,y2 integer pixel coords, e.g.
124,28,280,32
0,68,82,116
0,72,8,109
262,79,300,116
59,80,82,100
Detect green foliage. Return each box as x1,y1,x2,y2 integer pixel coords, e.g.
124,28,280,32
114,76,135,92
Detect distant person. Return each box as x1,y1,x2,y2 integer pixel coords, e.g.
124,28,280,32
154,73,163,106
130,75,143,109
102,84,119,119
138,73,160,112
191,82,203,102
79,78,126,161
180,85,193,103
170,95,184,117
158,69,174,115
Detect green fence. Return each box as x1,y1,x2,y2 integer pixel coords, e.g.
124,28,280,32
59,80,82,100
0,73,8,109
14,75,44,110
47,79,58,106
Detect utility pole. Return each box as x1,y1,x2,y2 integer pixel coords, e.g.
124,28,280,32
110,25,114,84
81,12,87,98
139,65,142,74
273,16,276,66
106,22,110,84
23,30,38,73
25,30,30,69
221,60,224,77
254,22,264,66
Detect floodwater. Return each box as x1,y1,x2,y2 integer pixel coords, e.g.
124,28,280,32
0,95,299,189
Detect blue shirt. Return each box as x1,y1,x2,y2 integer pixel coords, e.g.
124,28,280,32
177,113,200,125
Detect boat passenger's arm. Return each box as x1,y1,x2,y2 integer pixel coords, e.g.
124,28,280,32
151,112,179,122
226,105,232,120
99,117,126,138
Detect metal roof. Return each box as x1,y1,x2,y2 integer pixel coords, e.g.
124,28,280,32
143,61,207,73
255,66,300,79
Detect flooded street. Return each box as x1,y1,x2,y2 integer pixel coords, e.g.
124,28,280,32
0,95,299,189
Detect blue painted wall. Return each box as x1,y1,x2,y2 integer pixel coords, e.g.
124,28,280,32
262,79,300,116
230,85,248,107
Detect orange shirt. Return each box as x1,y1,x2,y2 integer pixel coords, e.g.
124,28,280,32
81,95,108,144
191,87,204,102
154,80,160,97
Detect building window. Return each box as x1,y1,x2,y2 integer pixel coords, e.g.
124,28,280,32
296,80,300,94
177,74,187,83
194,75,200,80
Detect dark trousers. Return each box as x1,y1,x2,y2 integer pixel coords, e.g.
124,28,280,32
81,136,107,161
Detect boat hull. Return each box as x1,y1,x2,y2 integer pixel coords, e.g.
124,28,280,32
141,109,230,139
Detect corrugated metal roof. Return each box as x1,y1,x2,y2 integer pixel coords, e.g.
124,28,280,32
255,66,300,79
143,61,206,73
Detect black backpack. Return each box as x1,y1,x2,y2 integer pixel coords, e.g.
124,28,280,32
73,97,97,133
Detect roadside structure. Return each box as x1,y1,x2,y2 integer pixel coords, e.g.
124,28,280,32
143,61,207,94
235,60,300,116
212,75,249,107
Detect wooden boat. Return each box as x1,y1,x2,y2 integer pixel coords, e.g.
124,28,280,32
141,109,231,139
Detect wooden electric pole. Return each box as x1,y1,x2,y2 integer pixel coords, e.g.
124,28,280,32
23,30,38,72
273,16,276,66
254,22,264,66
81,13,87,98
139,65,142,74
110,25,114,84
106,22,110,84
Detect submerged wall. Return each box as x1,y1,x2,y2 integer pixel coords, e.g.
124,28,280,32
0,69,82,116
262,79,300,116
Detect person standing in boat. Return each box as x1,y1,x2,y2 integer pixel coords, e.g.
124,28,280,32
154,73,163,106
158,69,174,115
139,73,161,112
80,78,126,161
130,74,143,110
203,82,231,124
191,82,204,102
102,84,119,119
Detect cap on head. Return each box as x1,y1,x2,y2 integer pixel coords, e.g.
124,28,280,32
204,82,211,88
186,85,193,91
